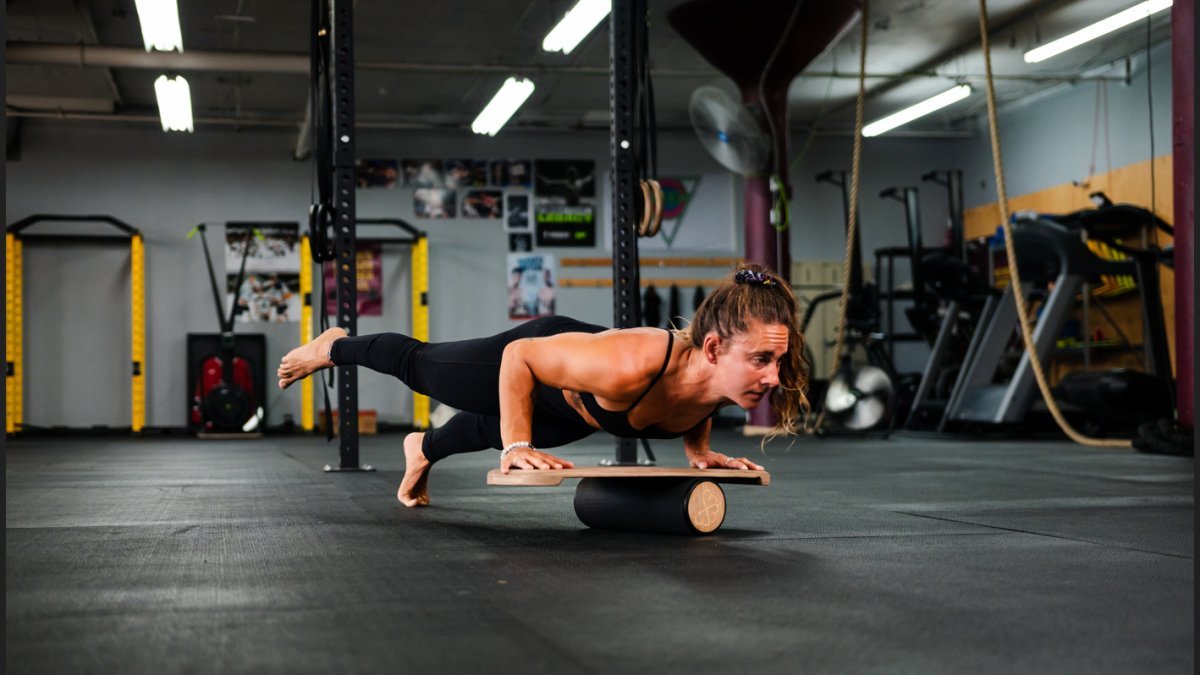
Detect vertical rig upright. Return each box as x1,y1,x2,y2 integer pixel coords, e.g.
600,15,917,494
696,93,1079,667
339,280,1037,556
326,0,369,472
609,0,643,465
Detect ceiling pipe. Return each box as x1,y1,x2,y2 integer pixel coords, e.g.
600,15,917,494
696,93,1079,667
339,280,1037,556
5,108,974,138
7,42,310,74
6,42,1123,83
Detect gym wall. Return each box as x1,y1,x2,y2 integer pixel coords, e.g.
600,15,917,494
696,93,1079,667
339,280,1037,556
957,43,1173,212
5,39,1171,429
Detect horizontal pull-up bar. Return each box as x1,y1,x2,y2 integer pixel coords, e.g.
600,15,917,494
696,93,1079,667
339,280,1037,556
355,218,425,239
7,214,139,237
11,234,138,246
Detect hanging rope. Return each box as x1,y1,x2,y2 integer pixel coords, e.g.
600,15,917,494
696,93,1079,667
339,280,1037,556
810,1,869,433
977,0,1131,449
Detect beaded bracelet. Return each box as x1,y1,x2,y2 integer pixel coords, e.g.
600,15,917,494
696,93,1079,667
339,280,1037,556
501,441,534,458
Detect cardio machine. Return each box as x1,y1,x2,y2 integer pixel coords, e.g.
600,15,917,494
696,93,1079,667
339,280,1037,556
803,170,898,431
941,203,1174,431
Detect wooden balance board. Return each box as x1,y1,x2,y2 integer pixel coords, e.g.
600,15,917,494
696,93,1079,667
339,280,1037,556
487,467,770,535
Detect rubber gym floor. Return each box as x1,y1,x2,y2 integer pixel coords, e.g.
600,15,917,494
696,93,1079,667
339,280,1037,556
5,429,1193,674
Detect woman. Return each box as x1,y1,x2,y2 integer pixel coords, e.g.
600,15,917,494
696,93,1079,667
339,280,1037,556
277,264,810,507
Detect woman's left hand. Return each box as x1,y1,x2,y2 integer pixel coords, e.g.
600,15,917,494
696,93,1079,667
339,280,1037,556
686,450,764,471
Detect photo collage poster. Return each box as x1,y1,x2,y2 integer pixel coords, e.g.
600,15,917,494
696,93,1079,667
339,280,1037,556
357,158,532,233
223,222,301,323
358,157,600,253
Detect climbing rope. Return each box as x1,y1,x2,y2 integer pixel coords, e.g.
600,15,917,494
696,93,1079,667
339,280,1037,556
810,0,869,433
977,0,1130,448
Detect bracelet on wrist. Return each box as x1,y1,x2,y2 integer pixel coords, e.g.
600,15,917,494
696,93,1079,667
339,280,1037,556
501,441,534,458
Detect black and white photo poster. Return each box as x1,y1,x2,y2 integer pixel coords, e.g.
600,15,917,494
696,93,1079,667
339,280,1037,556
534,159,596,247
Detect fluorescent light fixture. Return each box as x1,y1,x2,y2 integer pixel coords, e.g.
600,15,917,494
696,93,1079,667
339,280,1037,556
1024,0,1172,63
542,0,610,54
862,85,972,137
154,75,194,132
471,77,536,136
134,0,184,52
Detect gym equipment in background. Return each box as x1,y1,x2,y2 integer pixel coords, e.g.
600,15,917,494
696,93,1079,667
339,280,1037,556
905,170,996,430
922,169,967,263
309,0,368,470
1041,201,1176,434
902,250,995,430
186,333,266,436
488,466,769,535
187,223,263,436
876,185,940,346
802,170,898,432
6,214,146,435
823,365,895,431
942,205,1174,431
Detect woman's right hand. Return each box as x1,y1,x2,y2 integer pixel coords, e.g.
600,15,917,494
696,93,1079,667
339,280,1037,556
500,447,575,474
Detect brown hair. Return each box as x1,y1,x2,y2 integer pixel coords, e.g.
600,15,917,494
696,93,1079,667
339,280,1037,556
674,263,811,442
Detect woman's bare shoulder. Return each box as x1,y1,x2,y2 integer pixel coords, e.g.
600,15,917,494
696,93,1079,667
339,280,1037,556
594,327,673,380
549,328,670,392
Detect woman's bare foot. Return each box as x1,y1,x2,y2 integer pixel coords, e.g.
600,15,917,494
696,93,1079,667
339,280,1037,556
398,433,432,507
277,327,348,389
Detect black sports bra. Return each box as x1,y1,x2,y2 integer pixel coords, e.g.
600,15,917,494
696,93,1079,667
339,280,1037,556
576,330,686,439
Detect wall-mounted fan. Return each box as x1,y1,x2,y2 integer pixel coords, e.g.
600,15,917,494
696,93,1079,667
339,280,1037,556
688,86,770,176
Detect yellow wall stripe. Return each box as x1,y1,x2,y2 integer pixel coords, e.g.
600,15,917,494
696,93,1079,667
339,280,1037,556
131,235,146,432
411,236,430,429
6,234,21,433
300,236,315,431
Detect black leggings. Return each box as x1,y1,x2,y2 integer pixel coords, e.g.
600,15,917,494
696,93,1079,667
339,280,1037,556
329,316,607,463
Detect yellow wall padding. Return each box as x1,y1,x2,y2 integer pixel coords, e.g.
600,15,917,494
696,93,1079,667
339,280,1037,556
411,236,430,430
6,234,22,433
131,235,146,432
300,236,315,432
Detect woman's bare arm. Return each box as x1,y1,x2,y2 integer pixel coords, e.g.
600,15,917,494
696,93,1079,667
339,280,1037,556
497,330,656,471
683,416,764,471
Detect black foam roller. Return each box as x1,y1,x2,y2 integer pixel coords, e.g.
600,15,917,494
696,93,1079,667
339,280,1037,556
573,478,724,535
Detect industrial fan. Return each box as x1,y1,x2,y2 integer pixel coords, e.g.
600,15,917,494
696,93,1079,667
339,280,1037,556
823,365,895,431
688,86,770,176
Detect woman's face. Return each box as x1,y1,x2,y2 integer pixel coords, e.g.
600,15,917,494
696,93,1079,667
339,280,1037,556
711,321,788,408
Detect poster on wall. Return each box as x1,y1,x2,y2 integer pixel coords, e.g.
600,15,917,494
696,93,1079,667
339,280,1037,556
414,188,457,218
490,159,532,188
323,242,383,317
356,159,399,188
506,194,530,230
401,159,445,187
227,273,301,323
445,159,488,189
602,173,735,252
534,159,596,247
506,253,558,320
461,189,504,219
223,222,301,323
508,232,533,252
